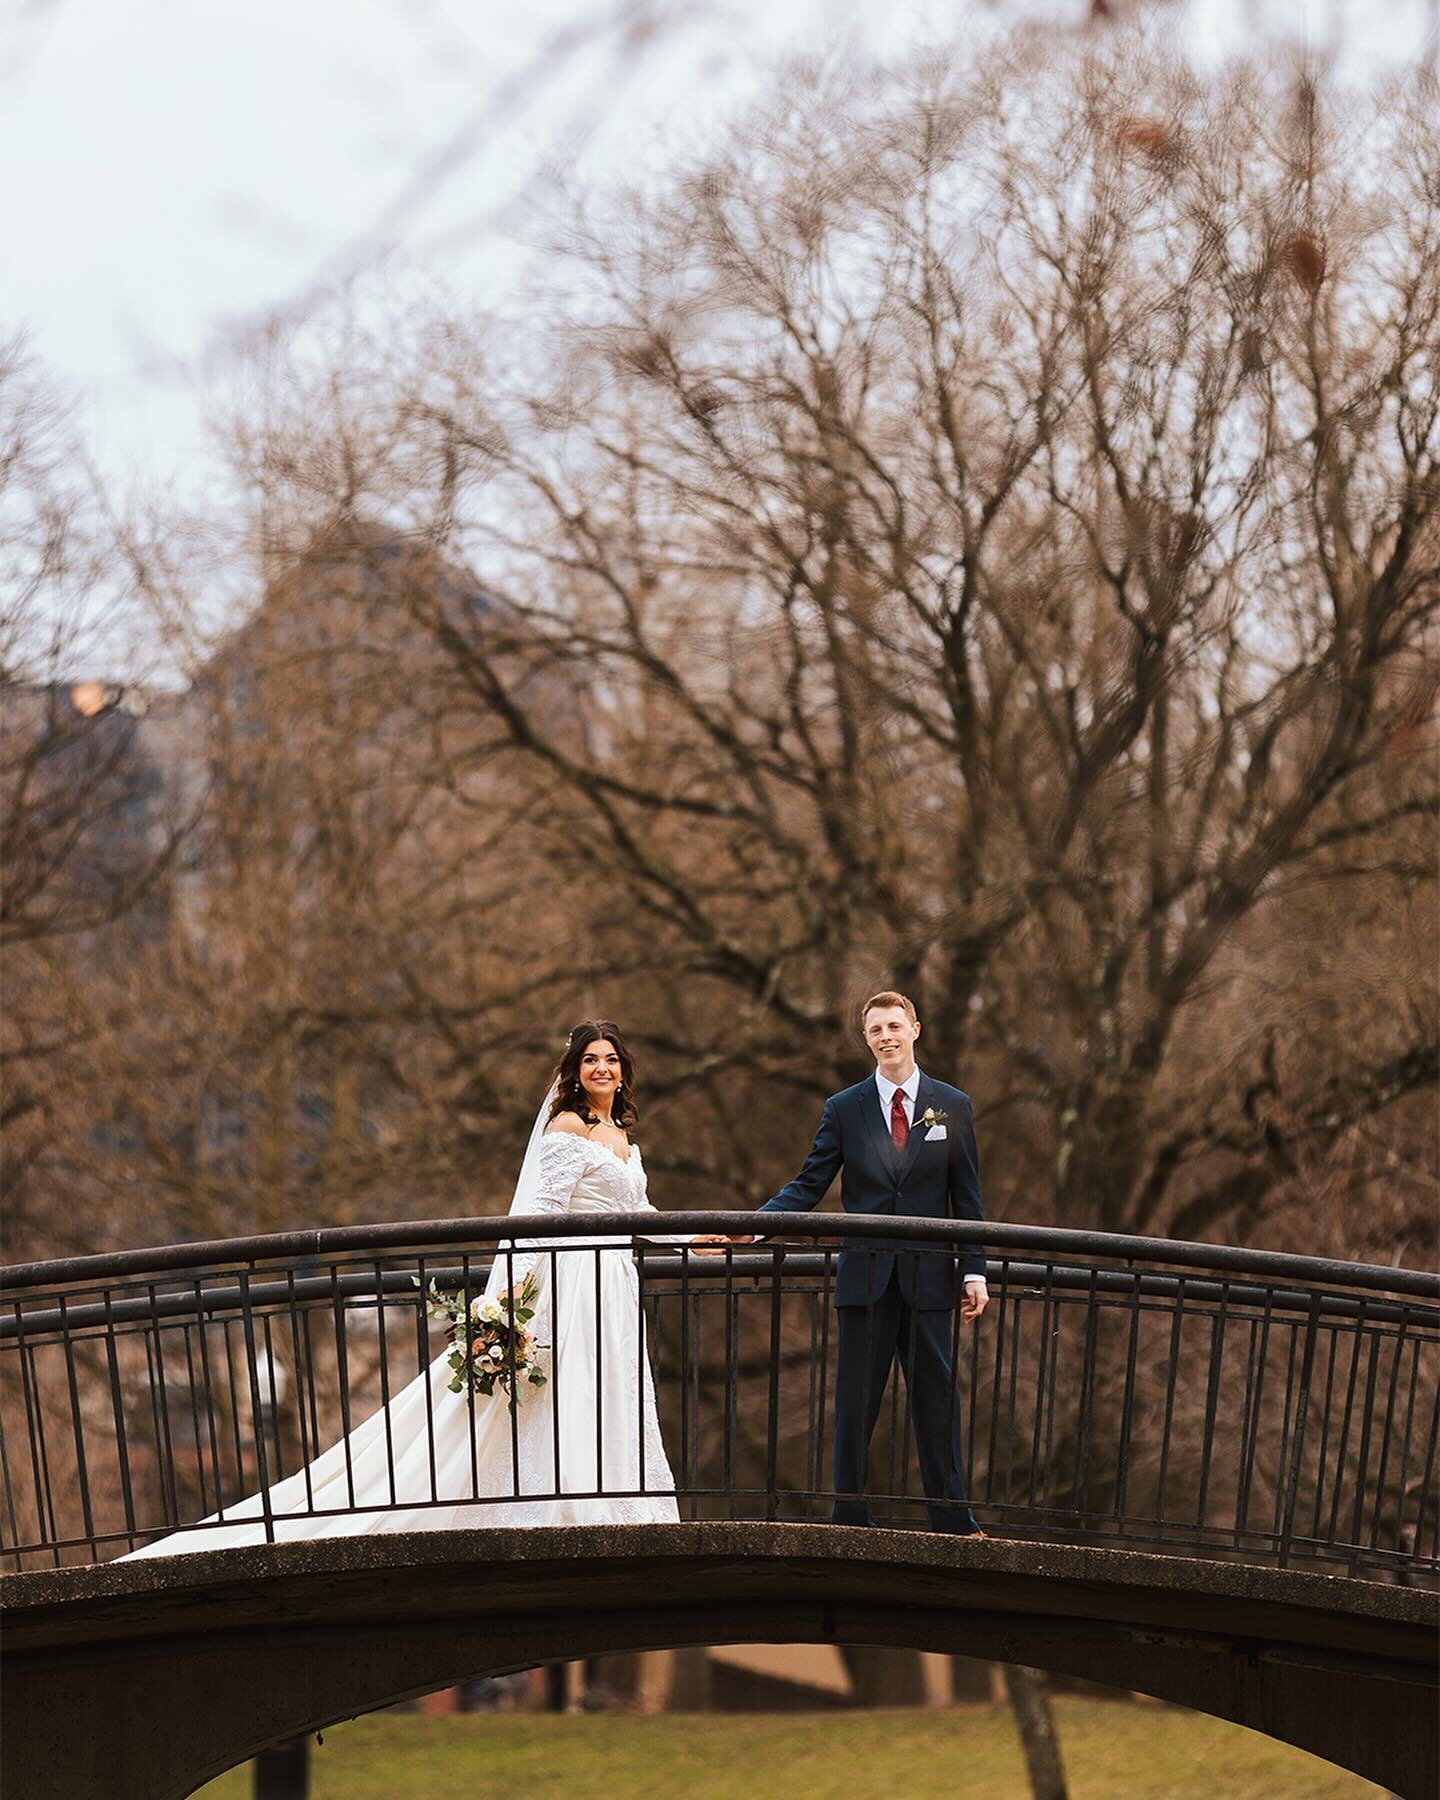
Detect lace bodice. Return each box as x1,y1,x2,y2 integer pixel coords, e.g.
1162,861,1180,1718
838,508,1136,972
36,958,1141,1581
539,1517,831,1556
530,1131,653,1215
487,1131,685,1295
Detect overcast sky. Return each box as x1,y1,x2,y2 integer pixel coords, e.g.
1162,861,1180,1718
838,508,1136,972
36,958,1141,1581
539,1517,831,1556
4,0,1435,500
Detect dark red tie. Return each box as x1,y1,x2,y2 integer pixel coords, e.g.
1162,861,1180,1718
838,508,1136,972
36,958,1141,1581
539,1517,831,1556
890,1089,909,1151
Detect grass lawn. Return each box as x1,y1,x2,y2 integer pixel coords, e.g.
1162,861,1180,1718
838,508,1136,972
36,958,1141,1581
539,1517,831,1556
195,1697,1382,1797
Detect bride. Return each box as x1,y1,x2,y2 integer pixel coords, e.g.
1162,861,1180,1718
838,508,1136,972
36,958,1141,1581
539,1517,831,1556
123,1021,681,1556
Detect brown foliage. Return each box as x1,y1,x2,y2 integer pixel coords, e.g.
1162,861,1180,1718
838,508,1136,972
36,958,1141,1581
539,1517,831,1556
1113,115,1173,159
1280,230,1326,293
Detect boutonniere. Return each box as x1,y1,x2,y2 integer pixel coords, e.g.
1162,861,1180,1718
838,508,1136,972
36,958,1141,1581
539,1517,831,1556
920,1107,949,1129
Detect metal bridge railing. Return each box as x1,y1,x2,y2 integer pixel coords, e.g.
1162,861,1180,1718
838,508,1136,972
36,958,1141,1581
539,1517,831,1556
1,1214,1435,1580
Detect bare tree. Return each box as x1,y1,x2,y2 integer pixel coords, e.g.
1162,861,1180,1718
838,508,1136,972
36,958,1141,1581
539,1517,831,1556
0,342,196,1257
16,39,1433,1266
372,41,1439,1250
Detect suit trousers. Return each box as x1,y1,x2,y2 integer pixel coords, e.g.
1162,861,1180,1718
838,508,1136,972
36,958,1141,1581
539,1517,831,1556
831,1271,979,1534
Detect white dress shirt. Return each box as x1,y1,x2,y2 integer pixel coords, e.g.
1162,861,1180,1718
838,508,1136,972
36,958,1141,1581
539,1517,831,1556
874,1067,986,1296
875,1066,921,1133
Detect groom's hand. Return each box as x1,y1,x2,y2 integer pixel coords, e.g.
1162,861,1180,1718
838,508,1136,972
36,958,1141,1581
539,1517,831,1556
691,1234,756,1254
960,1277,989,1323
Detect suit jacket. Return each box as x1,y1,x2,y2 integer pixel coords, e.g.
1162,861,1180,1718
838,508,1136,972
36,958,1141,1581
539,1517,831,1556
758,1071,986,1308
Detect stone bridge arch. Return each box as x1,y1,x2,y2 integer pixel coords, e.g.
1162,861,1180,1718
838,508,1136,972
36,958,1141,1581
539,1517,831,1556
4,1524,1435,1800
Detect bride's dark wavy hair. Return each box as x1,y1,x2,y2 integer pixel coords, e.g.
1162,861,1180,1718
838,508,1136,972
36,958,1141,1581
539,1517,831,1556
547,1020,639,1131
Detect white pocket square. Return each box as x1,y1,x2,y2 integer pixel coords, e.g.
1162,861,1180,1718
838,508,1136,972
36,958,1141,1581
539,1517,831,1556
924,1124,947,1141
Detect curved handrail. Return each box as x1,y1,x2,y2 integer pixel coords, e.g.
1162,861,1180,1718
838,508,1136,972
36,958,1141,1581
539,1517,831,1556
3,1212,1436,1300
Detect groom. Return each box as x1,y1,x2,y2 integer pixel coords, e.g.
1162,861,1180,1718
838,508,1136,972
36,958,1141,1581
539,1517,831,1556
699,991,988,1534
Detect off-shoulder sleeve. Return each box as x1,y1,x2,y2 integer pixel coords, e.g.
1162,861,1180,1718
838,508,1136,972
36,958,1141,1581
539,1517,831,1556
529,1132,591,1214
485,1134,591,1290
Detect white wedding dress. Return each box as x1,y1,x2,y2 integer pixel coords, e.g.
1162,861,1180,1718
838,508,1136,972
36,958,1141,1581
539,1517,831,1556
122,1134,679,1558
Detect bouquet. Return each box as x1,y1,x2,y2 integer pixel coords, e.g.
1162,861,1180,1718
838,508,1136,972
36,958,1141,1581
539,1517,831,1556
414,1269,548,1402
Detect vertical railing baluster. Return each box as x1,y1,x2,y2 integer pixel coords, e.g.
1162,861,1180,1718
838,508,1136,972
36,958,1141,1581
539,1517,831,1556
104,1287,137,1550
14,1307,58,1566
1366,1313,1409,1553
548,1247,562,1502
1113,1270,1142,1537
1232,1315,1261,1546
1041,1284,1063,1519
765,1247,784,1521
329,1264,355,1512
966,1266,983,1509
1324,1306,1368,1557
1345,1325,1384,1572
593,1246,604,1499
1388,1332,1423,1561
804,1284,821,1510
1194,1284,1230,1537
260,1313,283,1485
1235,1294,1274,1548
181,1324,208,1517
636,1241,647,1500
689,1288,702,1518
1073,1268,1100,1528
147,1285,180,1529
723,1250,738,1518
461,1252,479,1499
283,1271,315,1514
1310,1327,1340,1547
1268,1321,1301,1556
220,1320,247,1518
816,1250,833,1516
416,1254,437,1506
1153,1279,1185,1543
237,1269,275,1545
299,1309,322,1510
51,1303,95,1555
677,1246,691,1516
1276,1294,1321,1570
373,1259,396,1508
1027,1267,1054,1512
506,1244,522,1501
1003,1281,1023,1521
29,1338,61,1562
986,1259,1009,1510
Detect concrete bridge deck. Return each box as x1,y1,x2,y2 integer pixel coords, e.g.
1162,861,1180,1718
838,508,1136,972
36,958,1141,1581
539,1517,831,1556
4,1524,1436,1799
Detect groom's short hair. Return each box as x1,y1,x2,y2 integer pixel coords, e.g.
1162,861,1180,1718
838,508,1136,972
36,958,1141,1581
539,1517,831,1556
861,990,918,1030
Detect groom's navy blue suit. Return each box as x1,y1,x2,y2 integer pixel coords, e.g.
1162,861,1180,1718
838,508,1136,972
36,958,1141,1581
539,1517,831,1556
759,1070,985,1532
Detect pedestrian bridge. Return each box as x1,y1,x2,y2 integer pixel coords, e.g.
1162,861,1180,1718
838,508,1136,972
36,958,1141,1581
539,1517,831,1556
4,1524,1436,1798
2,1215,1437,1796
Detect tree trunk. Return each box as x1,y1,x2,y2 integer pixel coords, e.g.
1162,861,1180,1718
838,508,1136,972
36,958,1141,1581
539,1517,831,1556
1003,1665,1067,1800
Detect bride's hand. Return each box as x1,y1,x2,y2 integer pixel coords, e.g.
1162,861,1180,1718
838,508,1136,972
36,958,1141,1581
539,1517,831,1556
691,1234,755,1254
